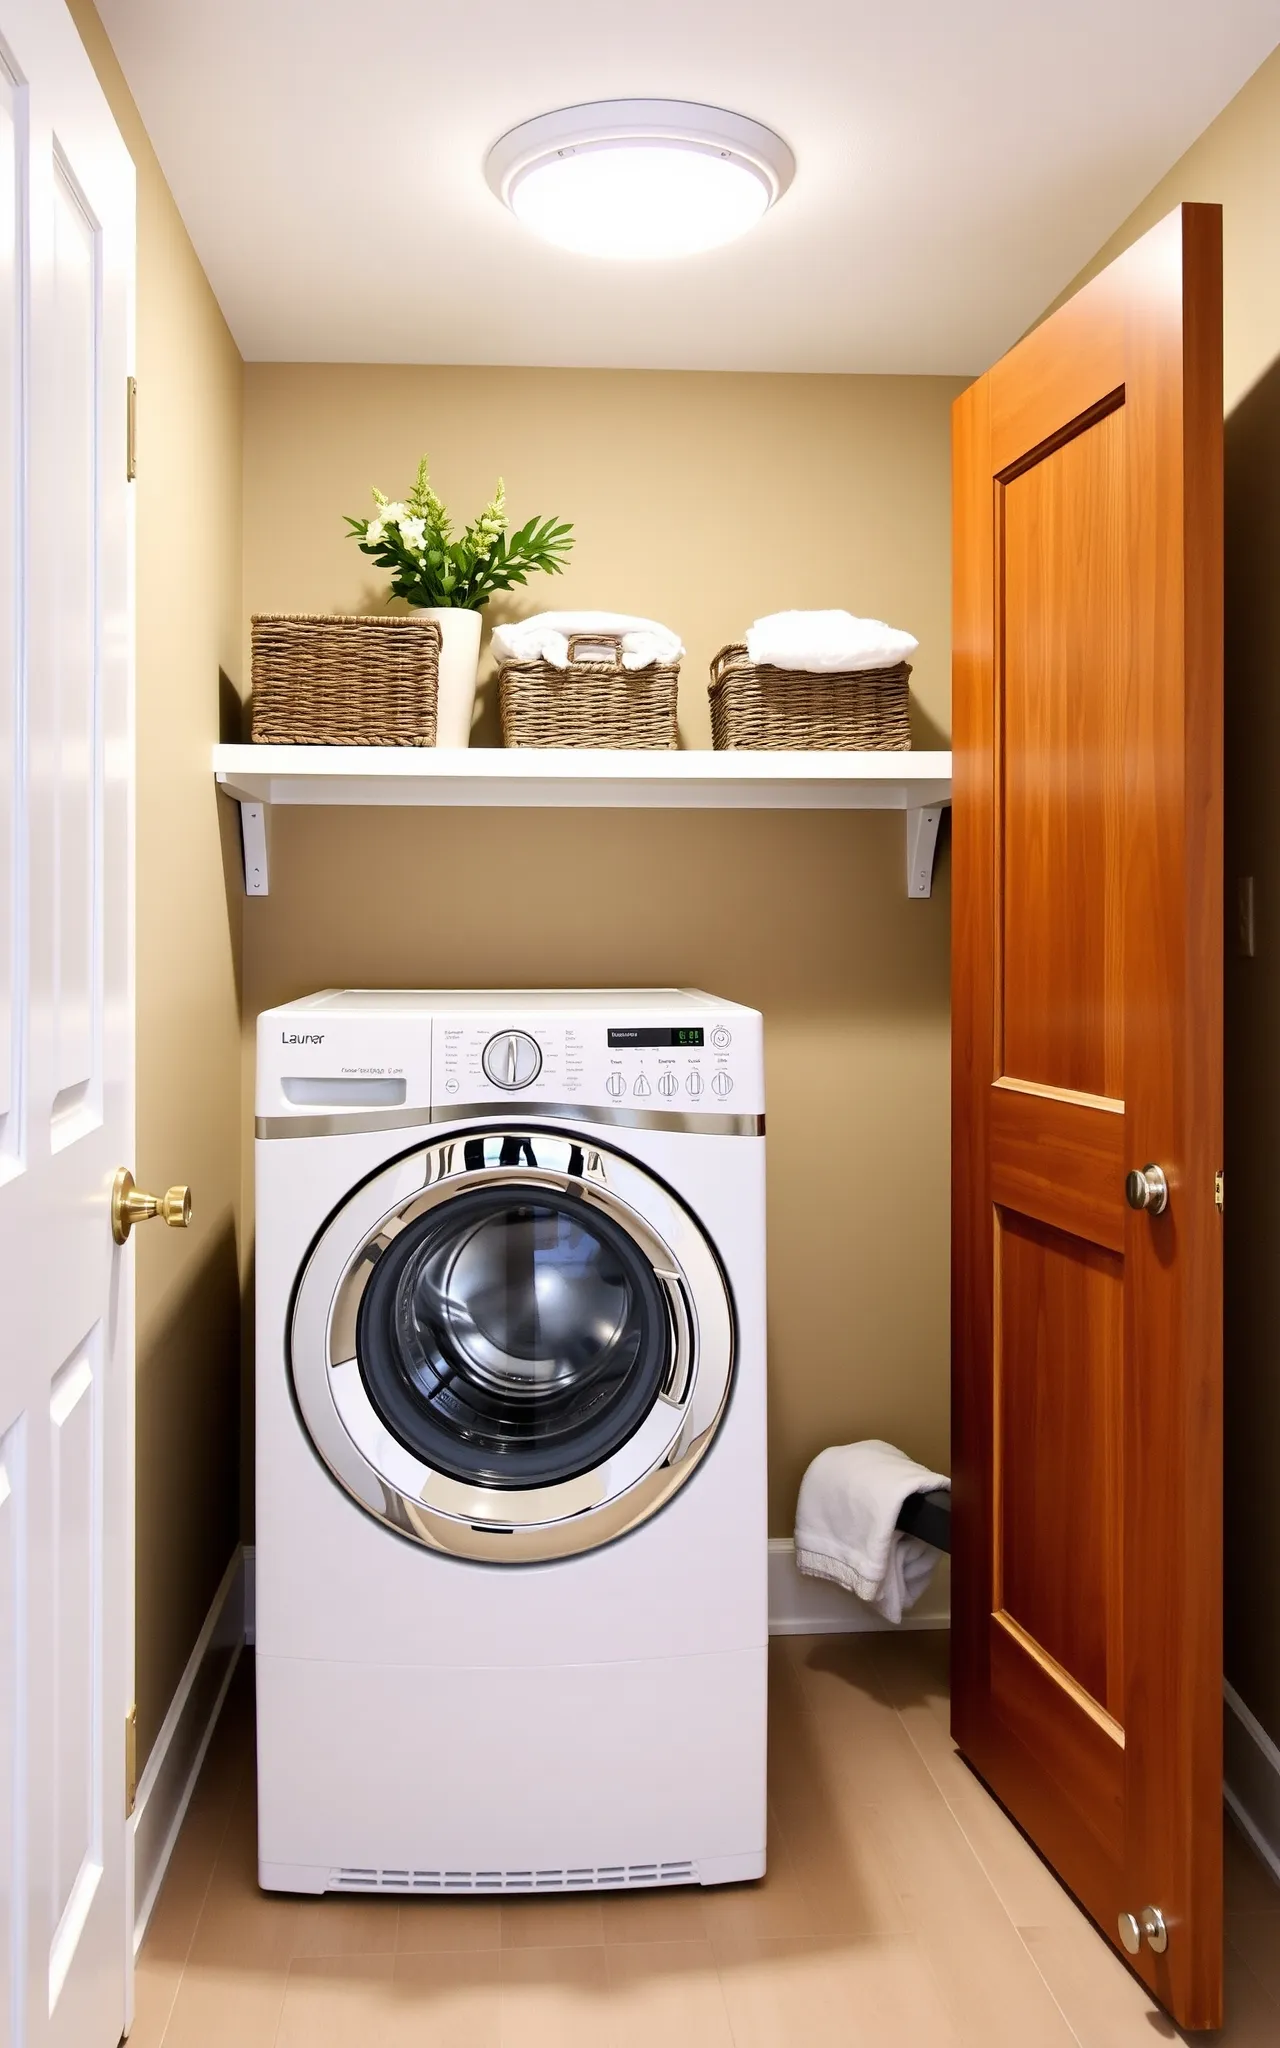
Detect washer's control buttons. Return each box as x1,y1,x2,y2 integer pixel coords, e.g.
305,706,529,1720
605,1072,626,1099
711,1071,734,1098
481,1029,542,1090
686,1071,704,1099
444,1078,460,1095
658,1072,679,1098
710,1026,733,1049
634,1074,651,1099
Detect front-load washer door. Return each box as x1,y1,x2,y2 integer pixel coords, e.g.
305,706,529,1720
289,1127,735,1560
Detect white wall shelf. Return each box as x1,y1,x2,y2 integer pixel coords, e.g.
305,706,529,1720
213,744,952,899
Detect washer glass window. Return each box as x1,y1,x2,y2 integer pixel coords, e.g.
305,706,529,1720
356,1179,671,1490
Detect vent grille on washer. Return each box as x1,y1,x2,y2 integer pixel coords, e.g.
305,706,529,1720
331,1860,697,1894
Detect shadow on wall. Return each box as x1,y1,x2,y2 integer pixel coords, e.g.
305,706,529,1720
1224,355,1280,1743
134,1213,242,1760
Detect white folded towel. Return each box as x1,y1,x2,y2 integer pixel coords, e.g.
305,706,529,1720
490,611,685,672
794,1439,949,1624
746,610,918,674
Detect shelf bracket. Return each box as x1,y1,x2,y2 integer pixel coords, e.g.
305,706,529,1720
239,800,270,896
906,805,943,899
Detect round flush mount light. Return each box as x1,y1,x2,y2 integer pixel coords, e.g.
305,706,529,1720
485,99,795,261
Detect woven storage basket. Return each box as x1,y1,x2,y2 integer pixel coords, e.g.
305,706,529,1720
708,643,912,751
499,633,679,749
250,614,442,745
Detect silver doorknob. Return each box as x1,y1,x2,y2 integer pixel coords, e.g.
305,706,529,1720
1117,1905,1168,1956
1125,1164,1169,1215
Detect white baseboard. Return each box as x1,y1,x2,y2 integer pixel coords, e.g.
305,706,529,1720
131,1548,245,1951
244,1544,256,1645
1225,1679,1280,1887
767,1536,950,1634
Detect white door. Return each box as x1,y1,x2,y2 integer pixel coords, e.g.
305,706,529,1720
0,2,134,2045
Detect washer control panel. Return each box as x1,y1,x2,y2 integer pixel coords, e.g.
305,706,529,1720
431,1011,758,1116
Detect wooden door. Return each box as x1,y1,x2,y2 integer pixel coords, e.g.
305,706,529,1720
0,2,135,2044
951,203,1223,2031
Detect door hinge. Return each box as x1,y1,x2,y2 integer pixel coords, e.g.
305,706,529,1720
125,1703,137,1818
126,376,137,482
1215,1169,1225,1214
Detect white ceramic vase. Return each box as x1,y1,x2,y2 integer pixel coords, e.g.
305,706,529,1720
421,605,482,748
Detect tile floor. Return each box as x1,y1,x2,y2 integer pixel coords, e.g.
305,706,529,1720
131,1631,1280,2047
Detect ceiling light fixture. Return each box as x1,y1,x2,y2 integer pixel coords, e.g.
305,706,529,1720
485,99,795,261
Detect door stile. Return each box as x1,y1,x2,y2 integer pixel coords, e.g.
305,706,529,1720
1120,205,1223,2029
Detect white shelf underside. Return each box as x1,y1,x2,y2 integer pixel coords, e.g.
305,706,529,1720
213,745,952,897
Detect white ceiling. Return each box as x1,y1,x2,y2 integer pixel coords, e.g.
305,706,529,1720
96,0,1280,373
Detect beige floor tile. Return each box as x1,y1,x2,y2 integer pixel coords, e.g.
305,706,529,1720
717,1931,960,2048
1225,1820,1280,1915
783,1633,951,1809
1019,1916,1171,2047
604,1938,734,2046
184,1796,303,1969
397,1893,505,1952
498,1943,613,2048
390,1949,503,2047
859,1798,1080,2047
771,1766,914,1942
599,1881,709,1944
274,1954,396,2047
948,1786,1077,1928
499,1891,606,1948
156,1958,288,2048
700,1812,816,1944
292,1891,400,1955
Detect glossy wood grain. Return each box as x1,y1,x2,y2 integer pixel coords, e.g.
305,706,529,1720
997,1213,1124,1715
952,204,1224,2030
990,1084,1125,1252
1000,403,1126,1099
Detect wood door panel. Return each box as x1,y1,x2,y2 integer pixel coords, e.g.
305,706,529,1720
952,205,1223,2030
990,1083,1124,1251
997,1212,1123,1716
1000,404,1125,1100
990,1616,1125,1861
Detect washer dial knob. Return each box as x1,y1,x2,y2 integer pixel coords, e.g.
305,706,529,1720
658,1072,679,1098
481,1029,543,1091
711,1070,734,1098
605,1072,627,1099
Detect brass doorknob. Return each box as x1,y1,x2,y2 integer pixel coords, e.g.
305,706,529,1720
111,1168,192,1245
1125,1164,1169,1216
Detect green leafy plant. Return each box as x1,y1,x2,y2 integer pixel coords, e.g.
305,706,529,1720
345,457,573,611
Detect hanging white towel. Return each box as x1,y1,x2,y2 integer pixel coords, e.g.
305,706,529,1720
491,611,685,672
746,610,918,674
794,1439,949,1624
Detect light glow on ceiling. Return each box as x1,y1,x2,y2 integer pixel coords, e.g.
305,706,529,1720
486,100,794,261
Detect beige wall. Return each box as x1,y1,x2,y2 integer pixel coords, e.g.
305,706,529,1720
1055,45,1280,1745
67,2,245,1765
242,366,962,1534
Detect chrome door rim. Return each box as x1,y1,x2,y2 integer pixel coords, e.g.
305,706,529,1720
289,1127,735,1561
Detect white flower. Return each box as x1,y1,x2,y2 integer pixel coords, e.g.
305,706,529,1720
381,502,408,525
398,516,426,551
365,518,386,546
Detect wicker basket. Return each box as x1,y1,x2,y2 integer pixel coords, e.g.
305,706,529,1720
250,614,442,745
708,643,912,751
499,634,679,749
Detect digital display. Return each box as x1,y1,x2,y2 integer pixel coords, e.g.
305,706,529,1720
607,1027,704,1048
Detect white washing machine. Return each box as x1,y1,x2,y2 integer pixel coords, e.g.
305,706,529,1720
255,988,767,1896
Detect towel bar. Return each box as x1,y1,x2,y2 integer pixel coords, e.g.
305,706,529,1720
894,1487,951,1554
